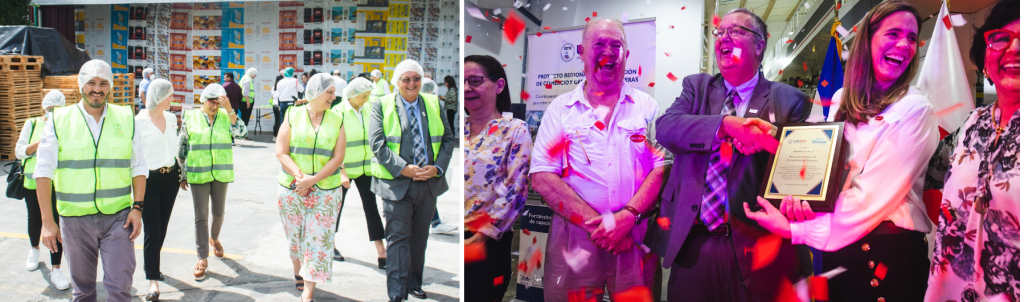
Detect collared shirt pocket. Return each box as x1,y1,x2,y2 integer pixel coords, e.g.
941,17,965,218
562,124,592,166
617,118,650,156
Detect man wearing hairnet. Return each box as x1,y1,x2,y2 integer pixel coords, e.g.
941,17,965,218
368,60,455,302
330,70,348,108
238,68,258,129
330,78,388,267
273,67,303,139
33,59,149,301
15,90,70,291
369,69,391,103
177,83,246,281
138,68,154,110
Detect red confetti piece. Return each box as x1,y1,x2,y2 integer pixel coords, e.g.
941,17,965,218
594,121,606,130
536,32,542,37
803,62,807,71
810,276,830,301
585,17,591,22
554,79,563,84
942,15,952,30
546,137,568,160
851,25,857,33
533,236,537,244
522,228,531,235
680,6,686,10
520,91,531,101
875,262,889,280
502,64,508,67
750,234,782,271
666,72,678,82
612,286,652,302
648,82,655,87
797,79,804,87
939,126,951,140
489,125,499,135
919,39,926,47
542,26,551,30
466,215,493,232
657,217,671,230
493,276,504,286
517,261,527,272
799,160,807,180
466,36,472,43
545,83,553,89
638,65,642,76
767,33,771,38
821,79,829,87
502,12,527,45
485,10,489,17
935,103,965,117
559,202,564,211
664,52,671,57
775,278,800,302
518,55,523,60
465,242,487,263
720,141,733,163
712,14,720,27
669,25,675,29
836,2,842,9
599,57,609,66
924,189,943,225
785,39,794,44
778,70,784,75
570,214,583,225
592,11,597,17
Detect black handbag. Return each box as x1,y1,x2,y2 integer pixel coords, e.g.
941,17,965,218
5,161,26,200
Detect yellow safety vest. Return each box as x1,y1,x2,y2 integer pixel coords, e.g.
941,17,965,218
371,78,389,102
52,104,135,216
278,105,344,189
333,102,372,178
184,109,235,184
370,93,444,180
22,117,44,190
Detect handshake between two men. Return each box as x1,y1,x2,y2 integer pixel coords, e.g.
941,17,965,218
718,116,780,155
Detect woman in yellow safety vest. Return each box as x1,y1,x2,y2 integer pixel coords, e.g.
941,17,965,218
177,83,246,281
330,77,388,269
14,90,70,291
276,73,349,302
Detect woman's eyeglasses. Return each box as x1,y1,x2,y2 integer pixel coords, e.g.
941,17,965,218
984,29,1019,51
465,76,499,87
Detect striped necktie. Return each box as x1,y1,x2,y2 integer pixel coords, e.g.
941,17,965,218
700,89,738,231
406,103,428,167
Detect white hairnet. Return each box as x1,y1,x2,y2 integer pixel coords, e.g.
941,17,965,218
420,78,437,95
200,83,227,99
303,73,336,101
78,59,113,91
146,79,174,110
370,69,383,79
332,75,347,95
142,68,154,79
343,77,375,99
390,60,424,86
42,90,67,111
245,68,257,78
332,70,340,75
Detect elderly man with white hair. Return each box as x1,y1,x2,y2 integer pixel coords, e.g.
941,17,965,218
138,67,154,109
33,59,148,301
238,68,258,128
368,60,455,302
369,69,391,102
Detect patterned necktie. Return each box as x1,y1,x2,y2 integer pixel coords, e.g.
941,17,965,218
700,89,738,231
406,103,428,167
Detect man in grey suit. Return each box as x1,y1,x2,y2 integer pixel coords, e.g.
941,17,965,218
368,59,455,302
655,9,812,300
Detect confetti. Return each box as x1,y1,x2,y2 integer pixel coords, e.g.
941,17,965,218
493,8,502,15
664,52,671,57
466,7,487,20
681,6,686,10
536,32,542,37
669,25,675,29
522,228,531,235
563,246,592,272
666,72,678,82
850,25,857,33
465,242,487,263
720,141,733,165
751,234,782,271
493,276,504,286
599,57,609,66
778,70,784,75
935,103,965,117
942,15,952,30
802,62,808,71
638,65,642,76
797,79,804,87
520,91,531,100
543,3,551,11
836,2,842,9
558,202,564,211
799,159,807,180
809,276,829,301
542,26,551,30
545,83,553,89
612,286,653,302
821,79,829,87
836,25,849,38
489,125,499,135
518,55,523,60
712,14,721,27
594,121,606,130
585,17,591,22
732,47,742,63
775,278,801,302
466,215,492,232
592,11,598,17
563,7,568,11
950,14,967,27
657,217,671,230
533,237,537,244
648,82,655,87
570,214,583,225
601,212,616,232
923,189,942,225
785,39,794,44
502,12,527,45
620,12,629,23
919,39,927,47
465,36,472,43
872,262,890,280
554,79,563,84
502,64,508,67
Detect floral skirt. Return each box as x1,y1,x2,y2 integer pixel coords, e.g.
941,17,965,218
278,186,342,283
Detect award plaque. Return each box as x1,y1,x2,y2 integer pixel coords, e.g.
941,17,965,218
759,122,846,212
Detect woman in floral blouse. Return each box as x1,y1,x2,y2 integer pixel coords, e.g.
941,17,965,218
925,1,1020,300
463,55,532,302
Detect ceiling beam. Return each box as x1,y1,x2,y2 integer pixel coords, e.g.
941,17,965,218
785,2,799,21
763,0,777,20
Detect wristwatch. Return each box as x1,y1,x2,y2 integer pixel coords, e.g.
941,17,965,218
132,201,144,212
621,206,642,226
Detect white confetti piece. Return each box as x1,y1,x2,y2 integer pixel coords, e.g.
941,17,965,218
562,246,592,273
601,212,616,232
950,14,966,27
466,7,486,20
493,8,502,15
821,266,847,279
513,0,523,8
732,47,743,61
620,11,630,23
543,3,551,11
835,25,849,38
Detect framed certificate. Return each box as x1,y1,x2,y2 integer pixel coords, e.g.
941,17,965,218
759,122,846,212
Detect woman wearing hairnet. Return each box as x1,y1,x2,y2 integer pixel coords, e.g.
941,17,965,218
330,77,387,268
15,90,70,291
177,83,246,281
276,73,349,301
135,79,182,300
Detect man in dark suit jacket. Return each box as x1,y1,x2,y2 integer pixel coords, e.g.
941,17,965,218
368,60,456,302
655,8,812,300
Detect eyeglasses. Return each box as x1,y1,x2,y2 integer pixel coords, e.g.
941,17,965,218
712,25,763,40
399,77,422,84
465,76,498,87
984,29,1019,51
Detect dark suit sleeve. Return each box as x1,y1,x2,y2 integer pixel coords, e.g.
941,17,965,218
432,101,456,176
778,86,812,123
656,74,723,154
368,98,408,177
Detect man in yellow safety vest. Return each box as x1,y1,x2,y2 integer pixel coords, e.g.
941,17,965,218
34,60,148,301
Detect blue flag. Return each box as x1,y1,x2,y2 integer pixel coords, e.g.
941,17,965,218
816,35,844,120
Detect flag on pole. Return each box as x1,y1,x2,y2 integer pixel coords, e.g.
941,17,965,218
807,22,845,122
915,0,974,139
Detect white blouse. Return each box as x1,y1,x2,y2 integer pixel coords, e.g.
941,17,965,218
137,111,180,169
789,87,940,251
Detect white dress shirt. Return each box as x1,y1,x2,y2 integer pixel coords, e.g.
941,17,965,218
273,77,304,104
136,111,180,169
15,116,44,160
790,87,939,251
34,102,149,180
529,81,666,214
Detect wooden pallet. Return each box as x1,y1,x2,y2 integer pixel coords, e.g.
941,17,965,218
43,88,82,103
0,63,44,160
43,75,79,89
0,55,43,65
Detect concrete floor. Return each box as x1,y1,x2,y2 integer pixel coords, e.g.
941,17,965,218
0,132,462,302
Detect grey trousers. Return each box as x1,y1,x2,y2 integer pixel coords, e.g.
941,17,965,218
60,208,135,302
383,181,437,299
190,181,228,259
668,232,772,302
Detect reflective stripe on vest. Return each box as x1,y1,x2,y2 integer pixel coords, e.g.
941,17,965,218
184,109,235,184
278,106,344,189
370,93,444,180
370,79,389,102
333,103,372,178
52,104,134,217
22,117,44,190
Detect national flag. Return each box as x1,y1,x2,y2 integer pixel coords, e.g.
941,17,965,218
915,0,974,138
807,21,844,122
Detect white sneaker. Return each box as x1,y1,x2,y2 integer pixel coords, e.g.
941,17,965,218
429,222,458,234
50,268,70,290
26,248,39,271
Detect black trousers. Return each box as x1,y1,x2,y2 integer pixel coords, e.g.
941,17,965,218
823,230,929,302
465,230,513,302
272,105,282,137
337,176,385,241
142,165,181,280
239,102,254,127
446,110,456,132
25,186,62,265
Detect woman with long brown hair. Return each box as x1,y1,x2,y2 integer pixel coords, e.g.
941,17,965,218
744,1,938,301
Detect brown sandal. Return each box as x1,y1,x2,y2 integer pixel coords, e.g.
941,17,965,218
211,239,225,259
194,260,208,281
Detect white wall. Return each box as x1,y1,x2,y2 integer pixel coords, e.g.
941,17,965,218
465,0,705,113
